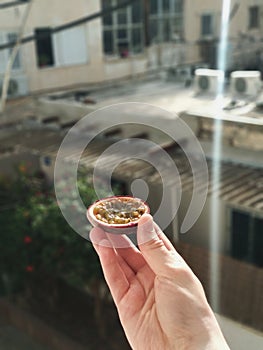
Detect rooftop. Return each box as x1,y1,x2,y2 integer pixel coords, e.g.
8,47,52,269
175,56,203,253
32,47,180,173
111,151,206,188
2,77,263,127
1,128,263,215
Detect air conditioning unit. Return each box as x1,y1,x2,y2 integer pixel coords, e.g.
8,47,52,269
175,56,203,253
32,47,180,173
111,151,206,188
194,68,224,95
230,71,262,98
0,74,28,97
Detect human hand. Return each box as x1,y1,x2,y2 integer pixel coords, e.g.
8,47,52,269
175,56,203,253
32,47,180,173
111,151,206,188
90,214,230,350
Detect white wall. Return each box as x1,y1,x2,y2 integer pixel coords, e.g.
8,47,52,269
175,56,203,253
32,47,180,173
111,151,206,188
216,314,263,350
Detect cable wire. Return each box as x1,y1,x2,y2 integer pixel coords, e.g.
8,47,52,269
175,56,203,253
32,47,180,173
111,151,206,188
0,0,29,10
0,0,139,51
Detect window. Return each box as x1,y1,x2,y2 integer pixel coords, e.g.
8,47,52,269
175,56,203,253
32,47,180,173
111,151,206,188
230,209,263,267
35,28,54,67
253,217,263,267
101,0,144,57
201,14,213,37
249,6,259,29
35,26,88,68
150,0,158,14
0,31,22,73
53,27,88,66
149,0,184,44
230,210,250,261
101,0,184,53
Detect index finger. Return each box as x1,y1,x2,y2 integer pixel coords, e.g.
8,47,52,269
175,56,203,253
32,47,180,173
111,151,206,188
138,214,188,278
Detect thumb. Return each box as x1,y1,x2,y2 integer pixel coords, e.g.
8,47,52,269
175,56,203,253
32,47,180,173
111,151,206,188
137,214,184,277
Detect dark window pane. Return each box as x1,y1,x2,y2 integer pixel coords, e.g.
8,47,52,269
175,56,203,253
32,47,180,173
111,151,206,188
163,0,170,13
132,28,143,53
175,0,183,12
173,16,183,34
117,29,127,40
163,18,170,41
253,217,263,267
102,0,113,25
101,0,108,7
103,14,113,26
231,210,250,260
132,2,142,23
249,6,259,28
201,14,212,36
35,28,54,68
150,0,158,14
149,19,158,43
103,30,113,54
117,10,127,25
117,0,125,5
118,42,129,57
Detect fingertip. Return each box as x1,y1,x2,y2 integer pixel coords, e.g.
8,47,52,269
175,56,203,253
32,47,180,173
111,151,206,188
138,213,154,230
137,213,158,245
89,227,112,251
89,226,105,244
138,213,153,224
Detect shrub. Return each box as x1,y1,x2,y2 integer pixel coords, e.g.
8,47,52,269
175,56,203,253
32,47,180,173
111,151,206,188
0,165,117,295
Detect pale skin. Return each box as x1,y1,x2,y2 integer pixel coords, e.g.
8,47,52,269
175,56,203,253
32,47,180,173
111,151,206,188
90,214,230,350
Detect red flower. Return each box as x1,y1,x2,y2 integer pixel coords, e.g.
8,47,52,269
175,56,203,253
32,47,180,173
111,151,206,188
26,265,34,272
24,236,32,244
19,164,26,173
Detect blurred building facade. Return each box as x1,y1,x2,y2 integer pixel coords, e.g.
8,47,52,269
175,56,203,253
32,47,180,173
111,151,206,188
0,0,262,96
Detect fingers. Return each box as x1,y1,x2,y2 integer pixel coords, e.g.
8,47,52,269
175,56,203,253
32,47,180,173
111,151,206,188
106,233,147,272
91,228,147,272
154,222,175,251
90,214,190,290
90,226,112,252
90,227,133,304
137,214,187,278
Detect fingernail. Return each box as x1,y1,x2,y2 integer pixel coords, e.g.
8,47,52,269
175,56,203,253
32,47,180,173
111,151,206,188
138,214,157,245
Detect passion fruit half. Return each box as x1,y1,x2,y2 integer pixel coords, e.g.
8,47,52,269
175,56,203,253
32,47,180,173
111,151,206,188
87,196,150,234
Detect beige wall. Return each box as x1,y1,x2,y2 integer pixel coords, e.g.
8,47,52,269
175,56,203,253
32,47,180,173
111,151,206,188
104,55,147,80
0,0,104,92
1,0,262,93
185,0,263,42
24,0,104,91
184,0,222,43
184,0,263,67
